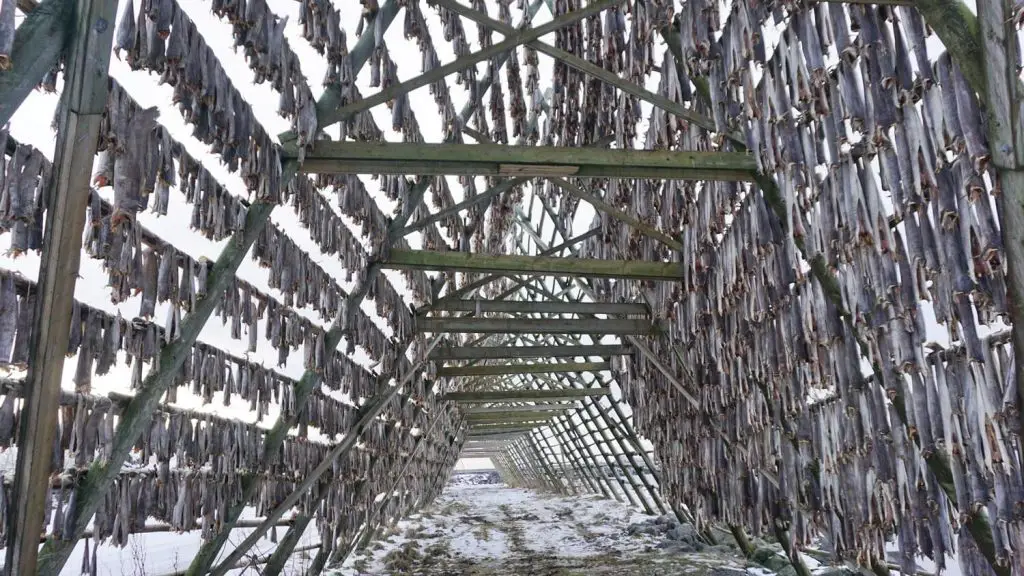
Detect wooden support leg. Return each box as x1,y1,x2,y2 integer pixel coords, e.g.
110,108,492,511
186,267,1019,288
8,0,117,573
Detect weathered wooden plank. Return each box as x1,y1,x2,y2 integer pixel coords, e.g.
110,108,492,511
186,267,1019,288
386,249,681,281
978,0,1024,532
468,424,542,432
915,0,985,97
466,431,532,440
289,142,756,181
0,0,74,127
425,300,647,316
465,411,565,422
438,362,610,377
291,141,755,171
430,344,631,360
418,317,653,335
444,388,610,402
7,0,117,572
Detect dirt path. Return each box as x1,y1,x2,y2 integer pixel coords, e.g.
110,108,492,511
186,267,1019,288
334,484,757,575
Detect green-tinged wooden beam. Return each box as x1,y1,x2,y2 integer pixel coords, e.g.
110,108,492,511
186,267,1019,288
6,0,117,572
469,425,541,433
467,432,531,441
470,420,548,428
443,387,609,402
467,421,552,429
317,0,624,128
914,0,985,99
424,300,647,316
387,249,682,282
288,141,756,181
431,344,631,360
418,317,654,335
438,361,610,377
259,510,316,576
547,176,683,251
465,403,575,414
465,410,565,422
0,0,74,127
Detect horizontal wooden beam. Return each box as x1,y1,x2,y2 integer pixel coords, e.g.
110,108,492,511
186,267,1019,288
443,387,610,402
424,300,648,316
466,431,532,439
430,344,631,361
287,142,756,181
467,425,544,433
469,419,550,427
385,249,682,281
438,362,610,377
418,317,652,335
465,411,565,422
464,403,575,414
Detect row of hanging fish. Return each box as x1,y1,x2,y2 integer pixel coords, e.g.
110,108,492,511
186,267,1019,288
0,267,394,438
2,110,417,397
109,0,282,197
0,378,440,549
116,0,318,149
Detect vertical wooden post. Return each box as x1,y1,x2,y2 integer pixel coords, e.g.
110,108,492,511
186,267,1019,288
5,0,117,573
978,0,1024,473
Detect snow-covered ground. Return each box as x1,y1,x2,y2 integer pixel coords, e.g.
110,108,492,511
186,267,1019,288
334,483,758,575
